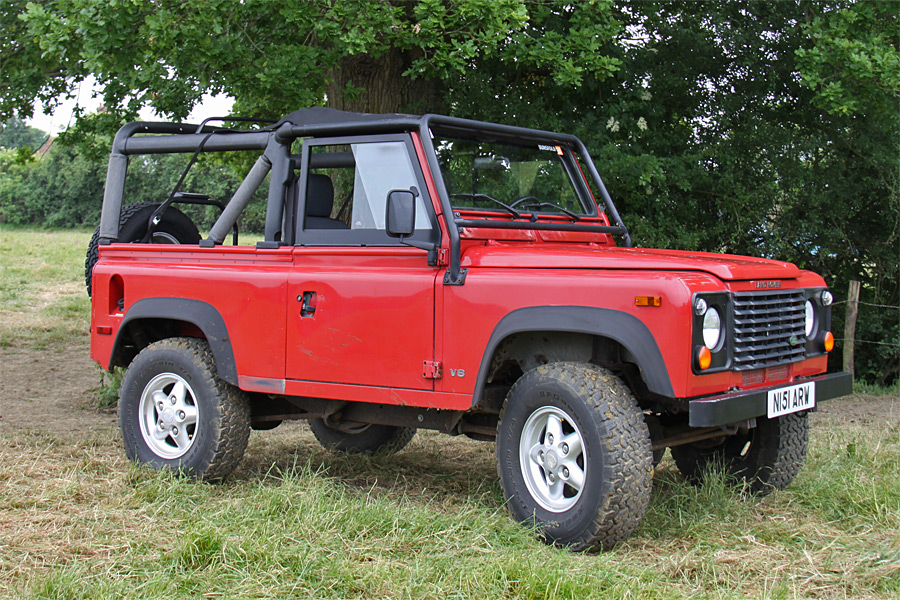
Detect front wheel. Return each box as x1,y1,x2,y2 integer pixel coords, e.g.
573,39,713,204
670,412,809,495
118,338,250,481
496,362,652,551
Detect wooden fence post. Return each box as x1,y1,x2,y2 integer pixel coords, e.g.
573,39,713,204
843,280,860,377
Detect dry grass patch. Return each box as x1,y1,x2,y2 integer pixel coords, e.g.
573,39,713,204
2,415,898,599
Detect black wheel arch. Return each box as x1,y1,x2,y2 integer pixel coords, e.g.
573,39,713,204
471,306,675,408
109,298,238,386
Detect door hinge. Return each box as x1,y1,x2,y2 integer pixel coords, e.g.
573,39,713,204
423,360,442,379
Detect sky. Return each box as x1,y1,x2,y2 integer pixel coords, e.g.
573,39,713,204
25,76,234,135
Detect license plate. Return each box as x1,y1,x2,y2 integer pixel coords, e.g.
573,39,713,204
767,381,816,418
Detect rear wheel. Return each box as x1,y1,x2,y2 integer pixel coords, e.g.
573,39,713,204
496,362,652,551
670,412,809,495
309,419,416,455
85,202,200,296
118,337,250,481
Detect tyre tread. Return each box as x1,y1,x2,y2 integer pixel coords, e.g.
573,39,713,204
121,337,250,481
497,362,653,551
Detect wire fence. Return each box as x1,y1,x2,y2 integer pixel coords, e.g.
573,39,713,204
832,297,900,351
834,338,899,347
832,300,900,309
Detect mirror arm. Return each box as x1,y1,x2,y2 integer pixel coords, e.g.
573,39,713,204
398,237,438,265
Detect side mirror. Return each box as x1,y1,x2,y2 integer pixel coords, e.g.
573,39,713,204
386,189,416,238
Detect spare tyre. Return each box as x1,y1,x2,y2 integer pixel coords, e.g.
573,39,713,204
85,202,201,296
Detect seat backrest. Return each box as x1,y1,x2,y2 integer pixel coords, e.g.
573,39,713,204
305,174,348,229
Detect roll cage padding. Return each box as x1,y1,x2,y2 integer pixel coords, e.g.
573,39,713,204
111,298,238,385
472,306,675,407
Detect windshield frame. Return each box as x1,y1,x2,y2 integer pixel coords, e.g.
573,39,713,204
433,134,600,220
418,113,632,284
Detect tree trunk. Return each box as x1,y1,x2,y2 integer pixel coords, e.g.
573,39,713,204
843,280,860,377
325,48,447,115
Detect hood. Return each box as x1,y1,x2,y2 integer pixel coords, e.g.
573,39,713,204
460,244,802,281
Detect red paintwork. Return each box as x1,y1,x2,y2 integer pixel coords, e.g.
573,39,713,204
91,245,292,383
91,239,829,412
285,247,437,391
90,133,833,414
458,244,802,280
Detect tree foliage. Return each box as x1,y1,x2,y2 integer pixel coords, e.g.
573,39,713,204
2,0,621,120
0,117,47,151
0,142,264,233
0,0,896,382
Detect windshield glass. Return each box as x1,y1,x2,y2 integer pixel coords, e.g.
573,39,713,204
434,136,594,217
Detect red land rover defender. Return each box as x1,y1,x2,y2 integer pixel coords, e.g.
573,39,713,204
87,108,851,550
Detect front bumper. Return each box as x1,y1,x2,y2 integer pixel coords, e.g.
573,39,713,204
688,372,853,427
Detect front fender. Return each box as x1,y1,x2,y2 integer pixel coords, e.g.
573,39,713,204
472,306,674,406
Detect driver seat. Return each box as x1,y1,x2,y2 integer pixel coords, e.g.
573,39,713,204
305,174,348,229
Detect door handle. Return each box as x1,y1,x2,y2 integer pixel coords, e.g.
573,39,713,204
299,291,317,317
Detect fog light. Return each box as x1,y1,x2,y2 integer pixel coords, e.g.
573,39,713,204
697,346,712,370
824,331,835,352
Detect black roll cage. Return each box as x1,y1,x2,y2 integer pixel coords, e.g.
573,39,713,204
100,109,631,285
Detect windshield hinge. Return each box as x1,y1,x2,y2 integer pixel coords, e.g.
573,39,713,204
423,360,443,380
435,248,450,266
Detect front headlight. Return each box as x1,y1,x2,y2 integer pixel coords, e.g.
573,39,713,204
804,300,815,337
702,307,722,349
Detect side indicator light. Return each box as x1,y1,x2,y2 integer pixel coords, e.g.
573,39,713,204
95,326,113,336
635,296,662,307
824,331,835,352
697,346,712,370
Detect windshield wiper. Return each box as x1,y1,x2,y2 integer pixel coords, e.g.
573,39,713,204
514,200,582,222
450,193,522,218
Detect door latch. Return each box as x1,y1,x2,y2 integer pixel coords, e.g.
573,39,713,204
299,291,317,317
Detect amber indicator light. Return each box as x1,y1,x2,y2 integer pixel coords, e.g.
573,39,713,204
635,296,662,307
824,331,835,352
697,346,712,370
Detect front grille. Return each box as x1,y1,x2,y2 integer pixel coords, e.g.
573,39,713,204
732,290,806,370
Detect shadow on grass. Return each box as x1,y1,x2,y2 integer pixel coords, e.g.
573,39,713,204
233,424,504,508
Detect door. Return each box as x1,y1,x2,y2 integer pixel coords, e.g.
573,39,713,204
285,134,440,391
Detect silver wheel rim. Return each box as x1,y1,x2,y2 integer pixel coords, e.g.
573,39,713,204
519,406,586,512
139,373,199,459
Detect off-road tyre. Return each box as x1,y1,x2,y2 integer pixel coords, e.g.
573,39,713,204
309,419,416,455
85,202,201,296
496,362,653,551
118,337,250,481
670,411,809,495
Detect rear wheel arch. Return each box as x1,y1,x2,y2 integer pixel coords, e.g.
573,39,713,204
109,298,238,386
472,306,674,409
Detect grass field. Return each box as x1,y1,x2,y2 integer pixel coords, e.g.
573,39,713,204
1,227,898,599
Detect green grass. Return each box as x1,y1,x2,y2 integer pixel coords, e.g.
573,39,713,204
0,227,93,350
854,380,900,398
2,423,898,599
1,228,898,598
0,226,263,351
